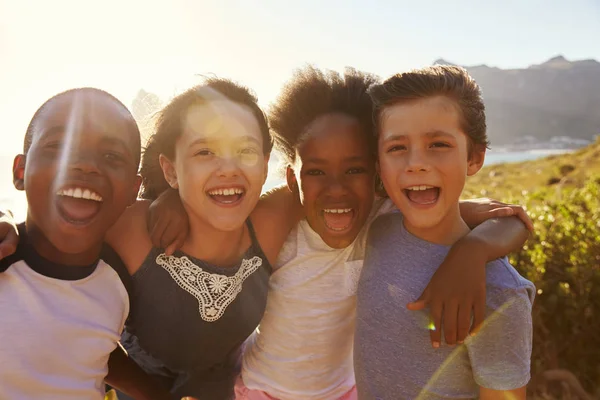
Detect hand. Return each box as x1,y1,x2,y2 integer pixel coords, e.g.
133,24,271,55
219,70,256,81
0,211,19,260
147,189,190,255
460,198,534,232
407,238,486,347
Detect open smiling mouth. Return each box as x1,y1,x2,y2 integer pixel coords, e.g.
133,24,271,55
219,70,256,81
403,185,441,206
322,208,355,232
207,187,246,206
56,187,104,225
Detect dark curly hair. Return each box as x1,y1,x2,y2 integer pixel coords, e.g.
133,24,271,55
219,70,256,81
139,78,272,200
269,66,380,167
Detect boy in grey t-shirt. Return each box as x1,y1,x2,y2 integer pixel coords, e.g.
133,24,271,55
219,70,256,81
354,65,535,399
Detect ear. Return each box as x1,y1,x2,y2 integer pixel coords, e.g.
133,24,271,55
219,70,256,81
467,145,486,176
159,154,179,189
12,155,26,191
285,166,299,194
262,153,271,185
129,175,142,206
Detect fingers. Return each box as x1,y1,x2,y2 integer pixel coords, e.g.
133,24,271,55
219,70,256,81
0,226,19,260
457,303,471,344
443,301,458,346
487,206,515,218
407,298,428,311
513,207,534,232
429,302,443,349
470,296,486,337
164,228,187,256
149,217,168,248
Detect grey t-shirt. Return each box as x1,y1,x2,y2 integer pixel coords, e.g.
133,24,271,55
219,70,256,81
354,213,535,400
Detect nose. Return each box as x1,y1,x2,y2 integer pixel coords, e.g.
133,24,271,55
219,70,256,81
324,174,350,198
405,148,431,173
65,149,101,175
216,154,241,178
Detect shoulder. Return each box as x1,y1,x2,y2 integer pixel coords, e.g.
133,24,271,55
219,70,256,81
485,258,536,311
97,246,133,323
368,211,403,242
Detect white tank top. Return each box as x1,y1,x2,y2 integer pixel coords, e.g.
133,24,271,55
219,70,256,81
241,198,394,400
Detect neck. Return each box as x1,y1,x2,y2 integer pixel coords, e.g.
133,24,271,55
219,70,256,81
404,203,470,246
181,214,247,267
25,219,101,266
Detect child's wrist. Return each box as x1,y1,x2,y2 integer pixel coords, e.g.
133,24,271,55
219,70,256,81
454,234,489,265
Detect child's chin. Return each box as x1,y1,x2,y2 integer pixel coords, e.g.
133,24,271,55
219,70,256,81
320,228,359,249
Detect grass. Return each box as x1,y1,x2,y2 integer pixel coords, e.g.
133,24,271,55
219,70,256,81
464,137,600,201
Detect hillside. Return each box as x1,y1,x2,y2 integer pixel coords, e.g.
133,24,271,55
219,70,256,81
435,56,600,147
464,137,600,200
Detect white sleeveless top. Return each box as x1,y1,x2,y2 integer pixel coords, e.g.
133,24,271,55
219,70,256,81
241,198,395,400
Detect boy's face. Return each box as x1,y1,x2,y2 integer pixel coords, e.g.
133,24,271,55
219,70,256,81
288,114,375,249
14,90,141,261
377,96,485,231
160,100,268,232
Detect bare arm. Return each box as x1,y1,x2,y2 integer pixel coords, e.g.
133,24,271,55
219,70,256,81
104,200,154,275
479,385,527,400
409,203,531,347
465,217,530,261
105,344,171,400
250,185,304,265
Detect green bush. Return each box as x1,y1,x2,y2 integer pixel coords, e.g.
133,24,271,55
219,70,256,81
505,177,600,396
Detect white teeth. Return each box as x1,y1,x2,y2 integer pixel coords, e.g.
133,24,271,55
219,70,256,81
323,208,352,214
208,188,244,196
407,185,435,191
56,187,103,202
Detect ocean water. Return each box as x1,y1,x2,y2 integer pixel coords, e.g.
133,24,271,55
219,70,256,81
0,149,570,222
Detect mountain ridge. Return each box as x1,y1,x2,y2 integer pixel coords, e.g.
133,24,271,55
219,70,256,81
433,56,600,147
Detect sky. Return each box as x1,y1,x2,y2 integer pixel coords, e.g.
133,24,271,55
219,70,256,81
0,0,599,217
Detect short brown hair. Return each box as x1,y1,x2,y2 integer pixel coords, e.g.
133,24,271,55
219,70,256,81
369,65,489,150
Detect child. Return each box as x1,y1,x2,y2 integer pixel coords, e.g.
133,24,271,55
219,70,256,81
354,66,535,399
0,80,301,400
145,66,532,400
0,88,169,399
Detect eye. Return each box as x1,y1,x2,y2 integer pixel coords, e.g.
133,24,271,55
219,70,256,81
306,169,324,176
347,167,366,174
430,142,451,148
387,144,406,153
44,141,62,150
240,147,259,155
104,151,126,163
194,149,214,157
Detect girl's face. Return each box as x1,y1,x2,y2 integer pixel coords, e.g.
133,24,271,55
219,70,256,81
287,113,375,249
161,99,268,232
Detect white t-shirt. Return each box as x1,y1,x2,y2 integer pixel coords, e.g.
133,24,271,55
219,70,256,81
0,226,130,400
241,198,395,400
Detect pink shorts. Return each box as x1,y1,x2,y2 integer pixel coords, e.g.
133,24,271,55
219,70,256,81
234,376,357,400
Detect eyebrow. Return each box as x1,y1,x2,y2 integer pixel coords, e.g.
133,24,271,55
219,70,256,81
303,155,370,164
188,135,262,147
383,130,456,141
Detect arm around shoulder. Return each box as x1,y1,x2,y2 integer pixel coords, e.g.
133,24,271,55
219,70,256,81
250,185,304,265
